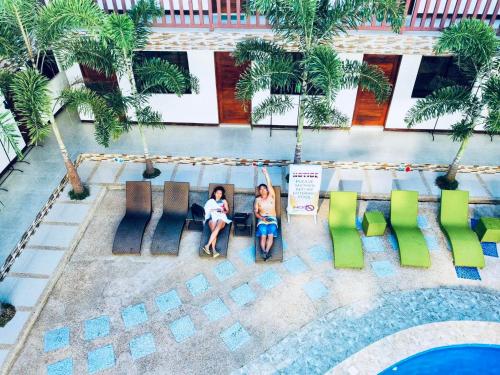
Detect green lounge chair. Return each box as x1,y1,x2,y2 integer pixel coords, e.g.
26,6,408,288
328,191,364,269
390,190,431,268
440,190,485,268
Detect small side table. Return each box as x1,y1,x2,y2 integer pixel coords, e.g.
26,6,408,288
362,211,387,236
475,217,500,243
233,212,252,237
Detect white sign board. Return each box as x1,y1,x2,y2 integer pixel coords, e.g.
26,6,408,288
287,164,322,223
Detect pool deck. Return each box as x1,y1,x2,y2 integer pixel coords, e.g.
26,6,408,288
0,158,498,374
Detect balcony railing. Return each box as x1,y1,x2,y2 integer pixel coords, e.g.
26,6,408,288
96,0,499,32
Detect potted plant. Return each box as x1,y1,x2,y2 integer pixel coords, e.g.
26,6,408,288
0,302,16,327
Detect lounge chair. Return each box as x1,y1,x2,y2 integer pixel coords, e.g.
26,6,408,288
151,181,189,255
255,186,283,262
328,191,364,268
112,181,152,255
440,190,485,268
390,190,430,268
199,183,234,258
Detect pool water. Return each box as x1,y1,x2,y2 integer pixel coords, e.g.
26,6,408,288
379,344,500,374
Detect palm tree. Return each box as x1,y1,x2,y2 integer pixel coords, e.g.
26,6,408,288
0,0,105,199
56,0,198,178
0,110,22,158
234,0,405,164
405,19,499,190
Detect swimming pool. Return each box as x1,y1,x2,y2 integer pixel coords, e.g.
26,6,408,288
380,344,500,374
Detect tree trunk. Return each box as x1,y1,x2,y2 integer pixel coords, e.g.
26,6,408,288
139,126,155,176
445,137,469,183
293,96,305,164
50,116,84,194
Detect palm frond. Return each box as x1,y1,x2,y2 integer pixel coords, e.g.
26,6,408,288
404,85,471,127
11,68,51,144
102,13,136,56
136,105,162,126
481,75,500,111
304,45,342,99
484,110,499,135
0,110,22,157
303,96,349,129
450,118,475,142
251,95,293,123
341,59,392,103
128,0,162,49
232,39,286,65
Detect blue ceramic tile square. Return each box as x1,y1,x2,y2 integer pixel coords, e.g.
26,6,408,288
470,218,479,229
220,322,251,351
256,269,282,290
303,279,328,301
417,215,430,229
308,245,333,263
44,327,70,352
371,261,396,278
356,217,363,230
84,316,110,341
424,235,440,251
121,303,148,329
129,333,156,360
213,260,237,281
47,358,73,375
482,242,498,258
230,283,256,306
455,266,481,280
169,315,196,343
239,245,255,265
186,274,210,297
388,234,399,250
87,344,115,374
202,298,230,322
283,256,308,275
155,290,182,313
362,236,385,253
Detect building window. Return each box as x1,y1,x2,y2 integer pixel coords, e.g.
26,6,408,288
80,65,119,94
411,56,473,98
134,51,192,94
37,50,59,80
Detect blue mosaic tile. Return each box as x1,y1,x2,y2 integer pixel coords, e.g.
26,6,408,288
169,315,196,343
308,245,333,263
417,215,430,229
87,344,115,374
202,298,230,322
155,290,182,313
84,316,110,341
356,217,363,231
239,245,255,265
424,235,440,251
371,261,396,278
303,279,329,301
482,242,498,258
129,333,156,360
455,266,481,280
388,234,399,251
361,236,385,253
256,269,282,290
121,303,148,329
213,260,237,281
44,327,70,352
470,218,479,229
220,322,251,351
230,283,256,306
283,256,308,275
47,358,73,375
186,274,210,297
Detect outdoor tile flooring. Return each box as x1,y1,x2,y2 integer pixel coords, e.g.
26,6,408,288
186,274,211,297
455,266,481,281
308,245,333,263
87,344,115,373
47,357,73,375
371,261,397,278
202,298,230,321
255,269,282,290
169,316,196,343
230,283,256,307
482,242,498,257
213,260,237,281
303,279,329,301
9,249,64,276
84,316,110,341
220,322,251,352
283,256,308,274
155,290,182,313
362,236,385,253
121,303,148,329
44,327,70,352
129,333,156,360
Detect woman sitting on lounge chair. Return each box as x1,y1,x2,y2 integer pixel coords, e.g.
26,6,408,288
201,186,231,258
255,167,278,260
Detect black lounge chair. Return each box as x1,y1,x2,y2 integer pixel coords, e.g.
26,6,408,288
255,186,283,262
112,181,152,255
199,183,234,258
151,181,189,255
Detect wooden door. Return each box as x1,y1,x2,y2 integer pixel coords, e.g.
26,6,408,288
214,52,250,124
352,55,401,126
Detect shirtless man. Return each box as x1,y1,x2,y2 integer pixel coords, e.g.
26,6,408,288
255,167,278,260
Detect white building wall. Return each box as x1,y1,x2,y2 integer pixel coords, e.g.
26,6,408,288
253,53,363,127
48,56,70,114
385,54,464,130
0,96,26,174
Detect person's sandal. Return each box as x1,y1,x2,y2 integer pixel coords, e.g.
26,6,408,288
202,245,211,255
212,249,220,258
265,251,272,261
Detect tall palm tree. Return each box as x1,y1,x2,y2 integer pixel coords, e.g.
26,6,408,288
0,0,105,198
234,0,405,164
57,0,198,178
405,19,499,190
0,110,22,158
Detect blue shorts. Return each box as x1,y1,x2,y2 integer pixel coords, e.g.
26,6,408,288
256,223,278,237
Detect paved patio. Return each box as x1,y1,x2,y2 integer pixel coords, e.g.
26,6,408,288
0,160,498,373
